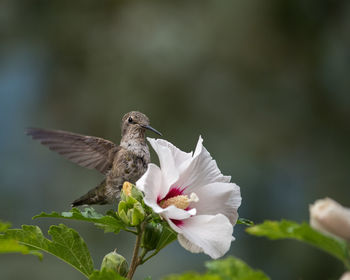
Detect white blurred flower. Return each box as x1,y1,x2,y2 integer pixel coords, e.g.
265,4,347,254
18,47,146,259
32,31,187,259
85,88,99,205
310,198,350,241
340,272,350,280
136,136,241,259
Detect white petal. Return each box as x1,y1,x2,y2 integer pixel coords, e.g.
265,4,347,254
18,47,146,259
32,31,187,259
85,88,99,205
178,234,204,253
165,217,183,233
137,164,192,220
142,196,196,221
340,272,350,280
148,137,193,174
136,164,163,201
162,205,196,220
147,137,193,181
178,214,234,259
147,138,180,196
310,198,350,241
178,136,230,192
192,182,241,225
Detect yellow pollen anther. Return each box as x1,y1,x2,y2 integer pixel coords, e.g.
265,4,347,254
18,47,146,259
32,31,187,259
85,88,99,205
122,181,133,196
160,193,199,209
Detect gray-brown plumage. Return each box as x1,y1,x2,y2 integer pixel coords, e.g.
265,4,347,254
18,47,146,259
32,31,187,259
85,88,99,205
26,111,162,207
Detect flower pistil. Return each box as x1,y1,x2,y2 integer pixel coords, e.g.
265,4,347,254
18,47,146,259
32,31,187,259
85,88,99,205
159,193,199,210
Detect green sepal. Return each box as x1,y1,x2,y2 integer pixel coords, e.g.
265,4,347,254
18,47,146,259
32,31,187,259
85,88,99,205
125,195,138,206
131,203,145,226
156,222,177,252
237,217,254,226
127,209,134,225
120,191,127,202
118,196,145,226
130,186,144,202
118,201,128,214
118,209,130,226
89,268,127,280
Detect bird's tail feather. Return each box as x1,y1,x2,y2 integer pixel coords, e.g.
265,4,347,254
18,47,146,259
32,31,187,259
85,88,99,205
71,179,108,207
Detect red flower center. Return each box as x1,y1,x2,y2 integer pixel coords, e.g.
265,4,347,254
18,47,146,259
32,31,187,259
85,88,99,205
157,186,184,204
157,186,197,228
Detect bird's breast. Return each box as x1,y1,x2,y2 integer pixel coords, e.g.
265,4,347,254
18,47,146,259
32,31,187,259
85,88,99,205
108,146,150,186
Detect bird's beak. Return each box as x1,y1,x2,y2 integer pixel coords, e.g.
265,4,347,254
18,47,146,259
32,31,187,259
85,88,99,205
142,125,162,136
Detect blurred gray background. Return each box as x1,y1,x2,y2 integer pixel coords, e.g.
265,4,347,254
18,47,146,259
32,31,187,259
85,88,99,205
1,0,350,279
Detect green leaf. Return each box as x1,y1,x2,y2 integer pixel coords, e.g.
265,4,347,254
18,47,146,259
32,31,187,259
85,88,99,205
237,218,254,227
163,272,220,280
89,269,127,280
33,207,126,234
0,220,11,232
0,238,42,259
156,223,177,252
4,224,94,277
0,238,29,253
162,256,269,280
0,221,42,258
246,220,349,265
206,256,270,280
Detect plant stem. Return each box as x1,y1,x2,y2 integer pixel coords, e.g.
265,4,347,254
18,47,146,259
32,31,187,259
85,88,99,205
345,242,350,270
127,223,145,279
139,248,148,261
140,250,160,264
124,228,138,235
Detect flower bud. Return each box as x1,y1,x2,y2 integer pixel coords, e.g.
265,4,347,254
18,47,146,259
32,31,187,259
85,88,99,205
122,181,144,202
340,272,350,280
310,198,350,241
118,201,130,225
118,208,129,225
122,181,133,196
125,195,138,206
130,186,144,202
130,202,145,226
101,250,128,277
118,200,128,213
141,222,162,250
118,199,145,226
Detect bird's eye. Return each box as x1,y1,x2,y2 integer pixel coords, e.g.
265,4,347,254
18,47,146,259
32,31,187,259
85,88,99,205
128,117,133,123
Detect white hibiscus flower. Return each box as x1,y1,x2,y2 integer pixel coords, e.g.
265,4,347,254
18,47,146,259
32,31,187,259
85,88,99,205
136,136,242,259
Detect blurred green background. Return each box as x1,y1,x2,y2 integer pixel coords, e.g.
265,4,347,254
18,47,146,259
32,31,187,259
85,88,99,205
1,0,350,279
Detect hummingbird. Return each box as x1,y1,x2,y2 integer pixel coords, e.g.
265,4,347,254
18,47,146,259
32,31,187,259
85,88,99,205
26,111,162,207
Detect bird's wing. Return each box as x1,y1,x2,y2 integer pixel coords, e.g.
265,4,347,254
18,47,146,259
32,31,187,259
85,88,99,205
26,128,119,174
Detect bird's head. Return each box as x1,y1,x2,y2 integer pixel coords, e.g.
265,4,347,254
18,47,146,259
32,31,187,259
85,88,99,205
121,111,162,139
